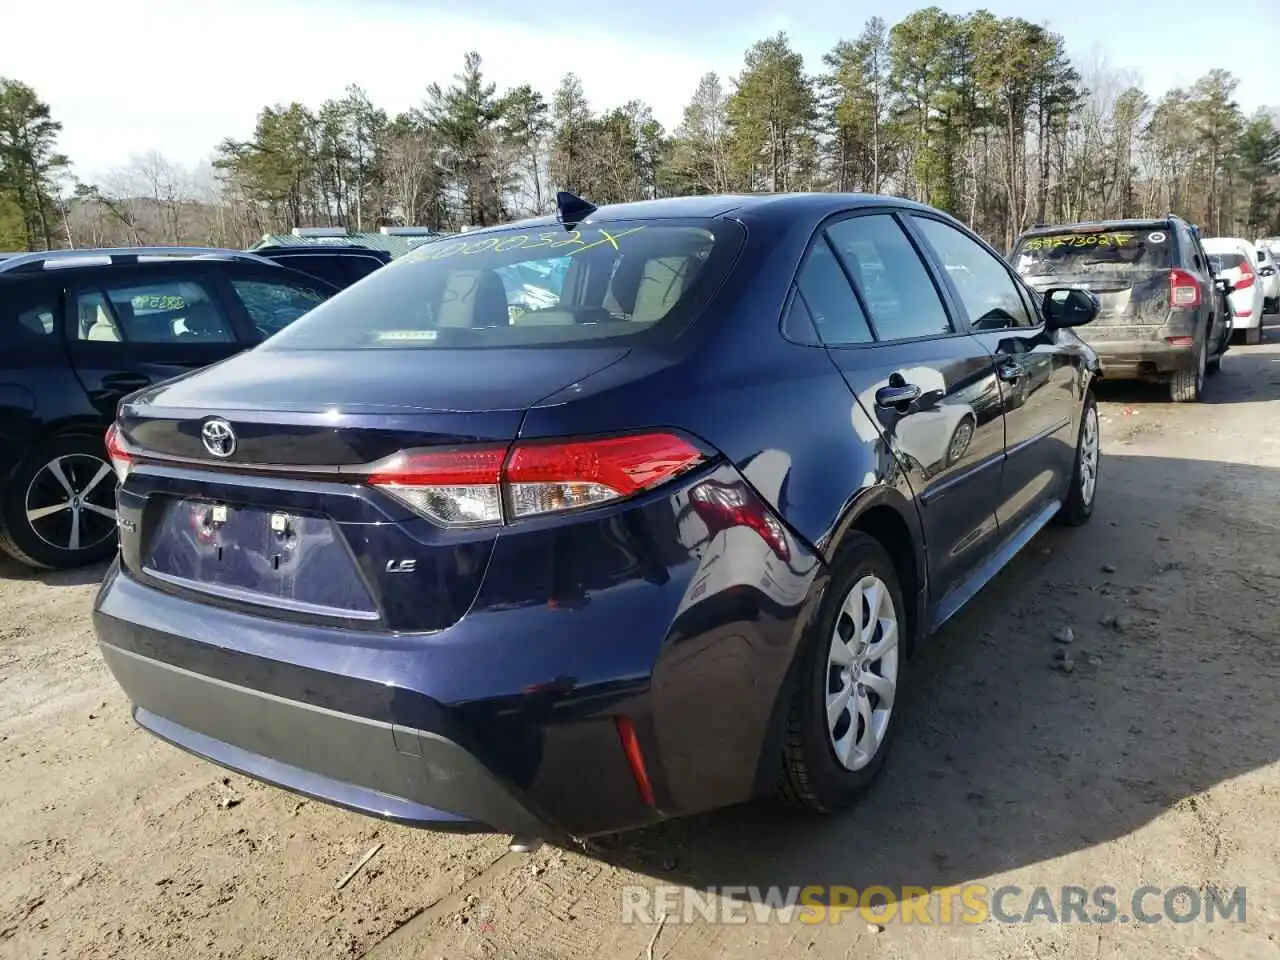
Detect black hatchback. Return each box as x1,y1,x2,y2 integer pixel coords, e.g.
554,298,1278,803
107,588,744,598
0,248,337,569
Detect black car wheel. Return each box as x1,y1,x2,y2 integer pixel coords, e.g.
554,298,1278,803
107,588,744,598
778,533,909,812
0,436,119,570
1169,336,1204,403
1057,391,1099,527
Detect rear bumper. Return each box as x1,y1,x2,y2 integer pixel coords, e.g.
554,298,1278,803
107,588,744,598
92,465,821,837
1083,325,1199,379
100,640,543,835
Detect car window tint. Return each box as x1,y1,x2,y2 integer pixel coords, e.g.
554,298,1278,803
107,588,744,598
273,255,344,286
2,285,58,345
912,216,1034,330
795,241,874,345
343,256,385,282
75,279,234,344
1175,225,1203,270
825,215,952,340
232,280,329,336
16,301,56,338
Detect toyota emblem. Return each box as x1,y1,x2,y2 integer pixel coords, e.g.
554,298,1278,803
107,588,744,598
201,418,236,458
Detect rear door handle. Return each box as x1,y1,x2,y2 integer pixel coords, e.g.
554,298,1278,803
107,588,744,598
875,383,921,408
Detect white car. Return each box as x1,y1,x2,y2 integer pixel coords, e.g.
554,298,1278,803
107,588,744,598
1255,246,1280,314
1203,237,1266,345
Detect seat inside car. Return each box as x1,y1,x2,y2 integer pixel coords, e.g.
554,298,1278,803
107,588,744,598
605,253,698,322
85,302,124,342
434,269,512,328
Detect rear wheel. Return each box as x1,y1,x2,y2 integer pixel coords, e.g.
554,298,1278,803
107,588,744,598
778,534,908,812
1169,337,1205,403
0,436,119,570
1244,326,1262,346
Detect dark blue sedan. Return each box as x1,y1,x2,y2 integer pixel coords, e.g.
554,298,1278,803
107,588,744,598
94,192,1102,842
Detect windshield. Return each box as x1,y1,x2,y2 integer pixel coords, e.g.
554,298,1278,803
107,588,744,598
1012,227,1173,279
262,218,743,350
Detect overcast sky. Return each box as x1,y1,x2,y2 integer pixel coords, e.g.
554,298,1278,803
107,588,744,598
5,0,1278,180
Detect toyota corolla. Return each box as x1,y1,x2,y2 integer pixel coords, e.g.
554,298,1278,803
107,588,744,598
94,192,1102,844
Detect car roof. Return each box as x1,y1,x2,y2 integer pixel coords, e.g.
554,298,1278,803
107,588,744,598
461,192,943,235
255,244,387,255
0,246,279,276
0,248,341,292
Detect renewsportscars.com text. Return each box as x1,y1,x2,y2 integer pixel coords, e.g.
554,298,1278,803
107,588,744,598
621,884,1247,926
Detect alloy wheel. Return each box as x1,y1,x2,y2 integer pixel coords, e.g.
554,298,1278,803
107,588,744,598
24,454,118,553
1079,405,1099,507
825,574,900,772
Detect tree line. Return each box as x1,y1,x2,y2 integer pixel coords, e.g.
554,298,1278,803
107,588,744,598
3,7,1279,254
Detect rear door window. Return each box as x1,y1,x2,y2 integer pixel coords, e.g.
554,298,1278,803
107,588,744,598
74,279,235,344
1012,227,1173,279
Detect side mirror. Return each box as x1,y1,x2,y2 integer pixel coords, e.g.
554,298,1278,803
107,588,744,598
1215,276,1235,295
1043,287,1100,330
1261,266,1276,278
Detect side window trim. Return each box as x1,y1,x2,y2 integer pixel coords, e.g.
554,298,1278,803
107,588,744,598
904,212,1043,332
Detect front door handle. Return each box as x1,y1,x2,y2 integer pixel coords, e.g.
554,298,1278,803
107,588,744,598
875,382,921,408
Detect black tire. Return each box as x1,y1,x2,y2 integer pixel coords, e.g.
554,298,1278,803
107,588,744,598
1169,337,1205,402
0,435,119,570
1244,326,1262,346
1057,391,1099,527
778,533,910,812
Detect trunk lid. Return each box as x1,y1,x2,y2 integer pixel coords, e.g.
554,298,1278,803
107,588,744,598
124,346,630,464
116,345,629,631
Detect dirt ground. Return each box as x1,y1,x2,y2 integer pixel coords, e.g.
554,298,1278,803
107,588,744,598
3,327,1280,960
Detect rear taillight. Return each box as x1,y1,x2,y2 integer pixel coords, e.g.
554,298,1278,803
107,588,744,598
366,447,506,525
1169,269,1201,308
366,432,705,527
104,422,134,483
506,433,703,519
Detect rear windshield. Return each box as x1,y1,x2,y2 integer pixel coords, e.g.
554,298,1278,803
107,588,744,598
1012,228,1173,278
262,218,743,350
